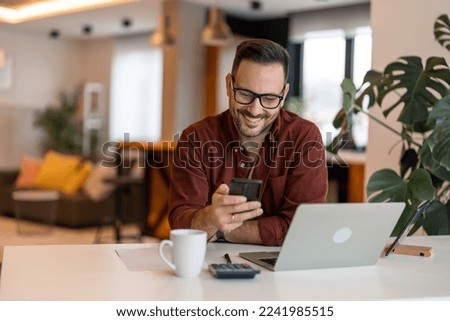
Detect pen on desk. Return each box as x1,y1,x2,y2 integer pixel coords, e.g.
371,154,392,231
224,253,232,264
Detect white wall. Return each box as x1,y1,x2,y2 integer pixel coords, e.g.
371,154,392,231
0,29,85,168
79,38,115,143
366,0,450,193
0,29,83,108
0,28,119,168
289,3,371,41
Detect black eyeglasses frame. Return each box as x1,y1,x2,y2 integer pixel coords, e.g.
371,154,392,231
230,76,285,110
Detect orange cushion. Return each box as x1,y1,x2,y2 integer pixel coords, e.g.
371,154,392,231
14,156,43,188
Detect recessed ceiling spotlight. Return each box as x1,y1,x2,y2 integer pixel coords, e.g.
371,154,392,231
49,29,60,39
122,18,133,28
82,24,92,35
250,1,262,10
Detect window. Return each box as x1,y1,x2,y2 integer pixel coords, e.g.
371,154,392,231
302,30,346,144
351,27,372,149
289,27,372,150
109,36,163,142
352,27,372,87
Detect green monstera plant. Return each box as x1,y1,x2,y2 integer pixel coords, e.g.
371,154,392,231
329,14,450,236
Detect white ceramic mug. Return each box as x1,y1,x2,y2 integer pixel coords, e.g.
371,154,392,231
158,229,207,278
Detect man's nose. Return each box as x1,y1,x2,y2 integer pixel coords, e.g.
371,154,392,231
245,97,265,114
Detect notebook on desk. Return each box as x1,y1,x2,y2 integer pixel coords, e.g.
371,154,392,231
239,202,405,271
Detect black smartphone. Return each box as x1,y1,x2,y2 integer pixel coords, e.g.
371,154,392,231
229,178,263,201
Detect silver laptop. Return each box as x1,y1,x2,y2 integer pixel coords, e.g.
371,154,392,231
239,202,405,271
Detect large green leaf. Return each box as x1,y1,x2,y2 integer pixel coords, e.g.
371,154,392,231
355,70,383,108
366,169,407,202
332,108,347,129
367,169,437,235
367,168,436,202
420,92,450,180
327,79,355,154
420,139,450,181
377,56,450,126
341,78,357,107
434,14,450,51
408,168,436,200
420,200,450,235
432,135,450,169
339,78,357,129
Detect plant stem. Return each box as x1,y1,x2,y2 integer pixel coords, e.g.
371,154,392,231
437,182,450,202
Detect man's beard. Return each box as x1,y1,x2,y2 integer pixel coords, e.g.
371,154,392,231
234,109,273,138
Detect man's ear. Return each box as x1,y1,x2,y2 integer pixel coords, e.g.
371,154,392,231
283,83,290,99
225,73,232,98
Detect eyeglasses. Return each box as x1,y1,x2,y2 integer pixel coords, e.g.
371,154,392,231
231,76,285,109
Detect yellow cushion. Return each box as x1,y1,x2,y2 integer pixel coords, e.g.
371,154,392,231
62,161,92,195
15,156,43,188
34,150,82,191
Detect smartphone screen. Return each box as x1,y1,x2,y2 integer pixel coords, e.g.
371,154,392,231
229,178,263,201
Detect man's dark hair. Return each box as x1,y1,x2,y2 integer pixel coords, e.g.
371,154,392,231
231,39,290,82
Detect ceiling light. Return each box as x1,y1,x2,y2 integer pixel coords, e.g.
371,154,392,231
149,15,175,47
0,0,136,24
49,29,60,39
250,1,262,10
82,25,93,35
122,18,133,28
201,7,234,47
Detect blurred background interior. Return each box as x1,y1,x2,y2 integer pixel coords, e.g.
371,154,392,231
0,0,448,250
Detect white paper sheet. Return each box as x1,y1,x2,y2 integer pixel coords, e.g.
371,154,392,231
115,247,164,271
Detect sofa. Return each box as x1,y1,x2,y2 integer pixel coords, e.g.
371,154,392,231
0,150,146,228
0,168,115,228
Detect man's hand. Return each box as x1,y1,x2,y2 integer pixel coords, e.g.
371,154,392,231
191,183,263,239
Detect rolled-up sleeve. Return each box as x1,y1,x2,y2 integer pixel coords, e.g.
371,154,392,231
168,130,209,229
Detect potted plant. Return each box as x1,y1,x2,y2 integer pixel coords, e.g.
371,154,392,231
329,14,450,236
34,91,83,154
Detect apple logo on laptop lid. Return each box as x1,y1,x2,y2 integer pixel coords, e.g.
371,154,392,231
333,227,352,244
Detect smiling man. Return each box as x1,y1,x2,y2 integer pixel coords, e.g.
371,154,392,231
169,39,328,246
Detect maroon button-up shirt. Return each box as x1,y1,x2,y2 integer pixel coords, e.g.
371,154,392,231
169,108,328,246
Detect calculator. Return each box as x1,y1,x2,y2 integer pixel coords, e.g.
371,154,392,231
208,263,260,279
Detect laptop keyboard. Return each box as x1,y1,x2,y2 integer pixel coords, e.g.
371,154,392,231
260,257,278,266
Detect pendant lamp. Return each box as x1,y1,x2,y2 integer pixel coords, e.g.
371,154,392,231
201,7,234,46
150,14,174,47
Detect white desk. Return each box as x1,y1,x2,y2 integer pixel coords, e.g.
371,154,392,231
1,236,449,301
